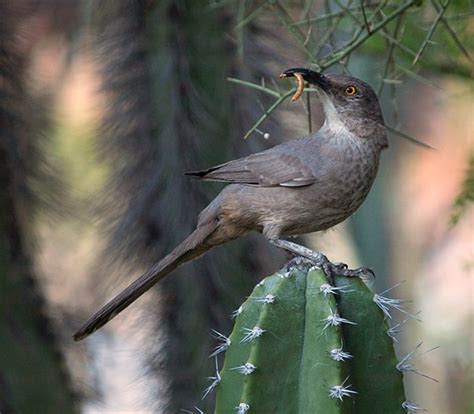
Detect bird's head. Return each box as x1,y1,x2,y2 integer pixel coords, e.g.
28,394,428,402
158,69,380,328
280,68,386,142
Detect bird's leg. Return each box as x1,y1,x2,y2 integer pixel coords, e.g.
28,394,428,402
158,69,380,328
270,239,375,282
270,239,337,284
270,239,329,267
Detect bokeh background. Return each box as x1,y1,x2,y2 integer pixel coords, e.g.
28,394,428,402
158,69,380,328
0,0,472,413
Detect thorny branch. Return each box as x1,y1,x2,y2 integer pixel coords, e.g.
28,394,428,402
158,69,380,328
232,0,419,139
430,0,471,61
319,0,419,69
229,0,467,145
412,0,451,65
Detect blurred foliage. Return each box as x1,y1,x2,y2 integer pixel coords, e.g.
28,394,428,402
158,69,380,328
0,212,78,413
51,120,107,209
0,1,78,412
451,151,474,224
349,0,472,77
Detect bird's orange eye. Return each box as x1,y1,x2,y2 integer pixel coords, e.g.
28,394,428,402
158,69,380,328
345,85,357,96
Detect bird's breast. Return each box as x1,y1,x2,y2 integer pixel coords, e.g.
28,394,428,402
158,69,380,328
324,142,379,209
281,141,381,235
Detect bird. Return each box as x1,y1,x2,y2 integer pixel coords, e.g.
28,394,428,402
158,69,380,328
73,68,388,341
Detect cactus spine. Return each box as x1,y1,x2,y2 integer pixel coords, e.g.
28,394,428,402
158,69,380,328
213,261,406,413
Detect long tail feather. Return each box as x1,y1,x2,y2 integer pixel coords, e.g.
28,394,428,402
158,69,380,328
73,221,218,341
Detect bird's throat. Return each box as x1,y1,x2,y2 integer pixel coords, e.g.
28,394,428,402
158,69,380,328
318,92,351,136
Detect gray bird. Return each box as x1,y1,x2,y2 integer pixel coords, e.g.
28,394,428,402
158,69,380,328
73,68,388,341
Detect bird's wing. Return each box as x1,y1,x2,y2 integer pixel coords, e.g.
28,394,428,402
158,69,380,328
186,148,317,187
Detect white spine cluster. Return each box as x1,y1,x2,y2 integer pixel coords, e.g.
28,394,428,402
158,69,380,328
202,357,221,400
328,381,357,400
210,329,231,357
322,310,357,331
319,283,348,296
402,400,425,412
397,343,439,382
231,362,256,376
329,347,353,362
387,312,421,342
254,294,276,304
241,326,265,343
236,403,250,413
277,270,292,278
231,305,243,319
373,282,416,320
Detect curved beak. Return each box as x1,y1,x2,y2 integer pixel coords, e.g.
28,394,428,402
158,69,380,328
279,68,329,92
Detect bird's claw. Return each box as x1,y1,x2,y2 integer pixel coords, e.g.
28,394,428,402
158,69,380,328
349,266,376,280
333,265,375,280
315,260,375,282
333,262,348,271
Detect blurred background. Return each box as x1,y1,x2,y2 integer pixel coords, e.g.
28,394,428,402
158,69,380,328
0,0,472,413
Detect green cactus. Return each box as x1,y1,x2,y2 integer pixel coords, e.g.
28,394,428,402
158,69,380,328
212,260,408,414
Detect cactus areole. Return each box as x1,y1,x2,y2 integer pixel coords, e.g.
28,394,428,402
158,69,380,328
213,261,406,413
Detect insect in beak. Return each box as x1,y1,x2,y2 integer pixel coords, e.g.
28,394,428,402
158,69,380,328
280,71,305,102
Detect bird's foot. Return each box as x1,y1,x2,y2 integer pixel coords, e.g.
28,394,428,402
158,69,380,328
323,263,375,281
339,266,375,280
270,239,375,282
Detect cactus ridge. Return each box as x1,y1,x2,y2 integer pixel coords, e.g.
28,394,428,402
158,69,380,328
213,261,408,413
